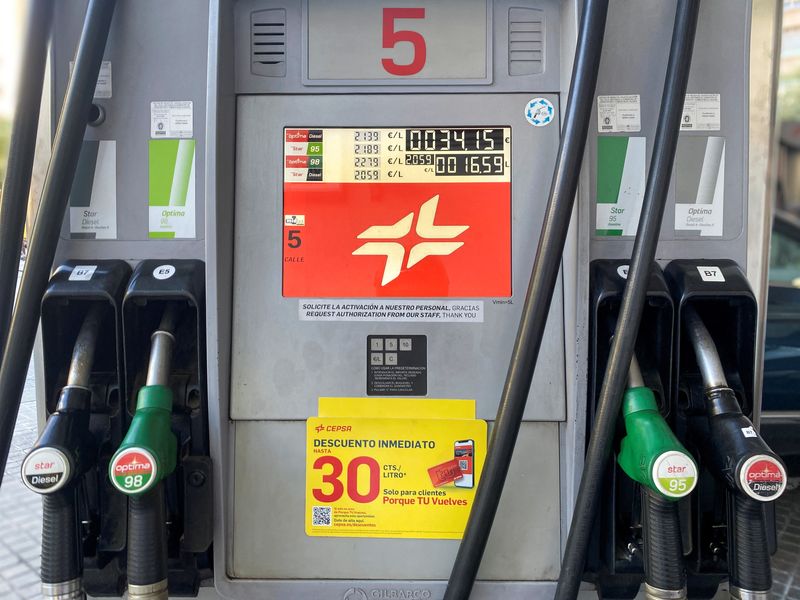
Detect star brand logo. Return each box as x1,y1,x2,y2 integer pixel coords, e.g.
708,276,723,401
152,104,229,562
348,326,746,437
352,195,468,286
315,424,325,433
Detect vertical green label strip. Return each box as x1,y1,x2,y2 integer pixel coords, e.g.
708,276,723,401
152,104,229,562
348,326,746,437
149,139,196,239
595,136,646,237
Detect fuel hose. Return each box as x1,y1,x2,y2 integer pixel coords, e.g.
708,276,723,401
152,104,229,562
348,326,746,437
0,0,52,361
442,2,609,596
555,3,700,598
0,0,117,487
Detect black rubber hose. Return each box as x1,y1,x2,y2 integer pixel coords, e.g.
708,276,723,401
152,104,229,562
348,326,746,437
40,489,80,584
443,2,609,598
555,3,699,599
0,0,53,360
0,0,117,486
641,488,685,593
730,493,771,593
127,484,168,586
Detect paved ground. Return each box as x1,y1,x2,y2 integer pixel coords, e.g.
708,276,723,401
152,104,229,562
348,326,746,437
773,485,800,599
0,359,42,600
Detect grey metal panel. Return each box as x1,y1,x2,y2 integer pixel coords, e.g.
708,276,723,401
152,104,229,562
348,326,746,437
586,0,750,268
232,420,561,580
231,93,566,422
234,0,562,94
51,0,209,265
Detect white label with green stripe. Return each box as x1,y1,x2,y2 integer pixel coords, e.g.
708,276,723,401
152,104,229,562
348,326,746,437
148,139,196,239
652,450,698,498
595,136,646,236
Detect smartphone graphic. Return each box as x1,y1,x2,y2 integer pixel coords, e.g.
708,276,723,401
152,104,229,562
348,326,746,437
454,439,474,488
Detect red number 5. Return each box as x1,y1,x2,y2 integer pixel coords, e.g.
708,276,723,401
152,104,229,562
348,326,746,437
381,8,426,76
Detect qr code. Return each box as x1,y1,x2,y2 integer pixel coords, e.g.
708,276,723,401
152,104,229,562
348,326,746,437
312,506,332,526
458,460,468,471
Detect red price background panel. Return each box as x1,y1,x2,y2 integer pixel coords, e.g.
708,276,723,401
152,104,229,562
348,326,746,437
283,182,511,297
283,126,511,298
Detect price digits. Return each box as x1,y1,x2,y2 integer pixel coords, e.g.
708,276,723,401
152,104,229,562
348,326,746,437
406,128,504,152
435,154,504,176
312,455,380,503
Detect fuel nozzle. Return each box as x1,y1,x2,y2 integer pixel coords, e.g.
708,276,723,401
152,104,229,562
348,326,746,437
618,354,698,500
20,304,104,600
683,306,786,503
617,354,696,600
109,305,178,496
683,306,786,599
110,304,179,600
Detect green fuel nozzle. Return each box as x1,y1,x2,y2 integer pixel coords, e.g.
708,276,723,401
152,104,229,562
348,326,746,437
617,355,698,500
109,306,178,496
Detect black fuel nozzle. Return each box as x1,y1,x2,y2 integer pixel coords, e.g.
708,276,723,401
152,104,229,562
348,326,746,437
20,305,104,600
683,306,786,599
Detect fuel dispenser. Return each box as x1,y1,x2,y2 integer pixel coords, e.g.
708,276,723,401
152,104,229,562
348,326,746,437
667,260,787,599
0,1,783,599
21,261,131,598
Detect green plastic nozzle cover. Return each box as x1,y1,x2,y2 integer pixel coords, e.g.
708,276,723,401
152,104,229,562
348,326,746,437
108,385,177,495
617,386,698,500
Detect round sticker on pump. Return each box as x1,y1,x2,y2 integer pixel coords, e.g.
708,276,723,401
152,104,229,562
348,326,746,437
21,448,70,494
110,448,158,494
152,264,176,280
652,450,698,498
525,97,554,127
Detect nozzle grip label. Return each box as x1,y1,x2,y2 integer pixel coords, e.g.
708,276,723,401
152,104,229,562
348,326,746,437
652,450,698,498
739,455,786,501
110,448,158,494
21,448,70,494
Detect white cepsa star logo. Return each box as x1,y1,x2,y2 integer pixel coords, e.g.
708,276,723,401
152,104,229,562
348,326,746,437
352,195,469,286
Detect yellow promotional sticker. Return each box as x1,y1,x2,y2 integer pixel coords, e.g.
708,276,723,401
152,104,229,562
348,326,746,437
318,397,475,419
306,416,486,539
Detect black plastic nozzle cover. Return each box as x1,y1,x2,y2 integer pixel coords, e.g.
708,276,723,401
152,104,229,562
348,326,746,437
0,0,117,488
443,1,609,598
555,2,700,599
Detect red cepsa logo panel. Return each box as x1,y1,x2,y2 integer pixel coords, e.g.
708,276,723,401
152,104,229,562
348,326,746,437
282,182,511,298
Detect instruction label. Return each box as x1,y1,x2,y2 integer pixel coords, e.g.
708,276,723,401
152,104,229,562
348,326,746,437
299,300,483,323
367,335,426,395
151,101,193,138
597,95,641,133
69,140,117,239
70,60,112,98
306,416,486,539
149,139,196,238
681,94,721,131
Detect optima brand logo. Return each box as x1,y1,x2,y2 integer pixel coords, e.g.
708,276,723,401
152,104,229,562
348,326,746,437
353,195,468,286
740,455,787,501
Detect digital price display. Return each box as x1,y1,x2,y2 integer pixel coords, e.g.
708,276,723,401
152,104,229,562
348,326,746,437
307,0,489,82
283,127,511,298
